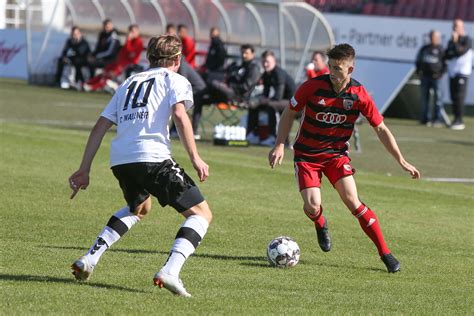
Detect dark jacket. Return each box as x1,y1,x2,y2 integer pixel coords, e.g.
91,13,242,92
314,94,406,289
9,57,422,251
93,29,120,61
445,35,472,60
262,66,296,100
227,59,261,99
415,44,446,79
205,37,226,71
61,37,90,64
178,57,206,94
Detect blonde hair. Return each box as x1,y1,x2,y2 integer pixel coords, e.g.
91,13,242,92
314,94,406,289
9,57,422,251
147,35,182,67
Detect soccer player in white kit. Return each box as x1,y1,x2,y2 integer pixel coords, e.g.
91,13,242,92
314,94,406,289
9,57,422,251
68,35,212,297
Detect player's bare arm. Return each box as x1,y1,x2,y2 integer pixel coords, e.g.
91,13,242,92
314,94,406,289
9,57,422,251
172,102,209,182
269,107,297,168
69,116,114,199
373,121,421,179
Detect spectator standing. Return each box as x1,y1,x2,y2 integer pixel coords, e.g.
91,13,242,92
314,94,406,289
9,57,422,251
247,50,296,146
84,24,143,92
178,24,197,68
306,51,329,80
55,26,91,89
444,18,472,130
415,30,447,127
89,19,120,75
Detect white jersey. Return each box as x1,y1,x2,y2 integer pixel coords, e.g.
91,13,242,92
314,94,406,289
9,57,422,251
101,67,193,167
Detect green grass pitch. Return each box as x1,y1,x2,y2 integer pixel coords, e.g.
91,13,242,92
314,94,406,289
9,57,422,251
1,79,473,314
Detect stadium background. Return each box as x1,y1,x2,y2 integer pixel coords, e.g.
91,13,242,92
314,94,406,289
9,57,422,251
1,0,474,117
0,1,473,314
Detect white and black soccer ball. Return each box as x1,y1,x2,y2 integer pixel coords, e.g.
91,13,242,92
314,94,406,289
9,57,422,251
267,236,300,268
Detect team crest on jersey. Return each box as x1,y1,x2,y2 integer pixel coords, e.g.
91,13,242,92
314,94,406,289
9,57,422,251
343,99,353,110
343,164,352,172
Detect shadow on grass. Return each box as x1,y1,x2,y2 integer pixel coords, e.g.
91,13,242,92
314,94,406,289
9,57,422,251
311,261,386,273
0,273,147,293
41,245,386,272
42,245,267,263
439,139,474,147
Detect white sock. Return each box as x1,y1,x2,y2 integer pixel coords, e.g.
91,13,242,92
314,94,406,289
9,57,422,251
85,206,140,266
161,215,209,276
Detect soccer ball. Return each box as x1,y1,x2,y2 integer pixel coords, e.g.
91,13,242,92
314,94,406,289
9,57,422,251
267,236,300,268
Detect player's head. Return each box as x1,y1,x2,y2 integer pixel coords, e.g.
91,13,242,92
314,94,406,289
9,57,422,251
128,24,140,39
147,35,182,70
311,51,328,70
327,43,355,85
240,44,255,62
103,19,113,32
71,26,81,41
210,26,220,38
429,30,441,46
177,24,188,37
453,18,464,35
166,23,176,36
261,50,277,73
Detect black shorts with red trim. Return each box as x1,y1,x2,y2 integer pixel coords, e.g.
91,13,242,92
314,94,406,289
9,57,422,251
111,159,204,212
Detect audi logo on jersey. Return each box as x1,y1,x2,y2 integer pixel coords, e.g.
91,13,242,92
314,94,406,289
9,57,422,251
315,112,347,124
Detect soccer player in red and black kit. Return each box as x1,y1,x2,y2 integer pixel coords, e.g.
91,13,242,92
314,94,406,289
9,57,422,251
268,44,421,273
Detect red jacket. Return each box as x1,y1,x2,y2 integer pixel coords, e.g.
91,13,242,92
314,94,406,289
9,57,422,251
117,36,144,66
181,35,196,68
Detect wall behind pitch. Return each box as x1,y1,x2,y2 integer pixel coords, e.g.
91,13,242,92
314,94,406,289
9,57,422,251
0,29,28,80
324,14,474,107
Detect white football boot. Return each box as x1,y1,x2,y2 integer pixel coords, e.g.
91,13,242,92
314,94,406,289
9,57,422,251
71,256,94,281
153,271,191,297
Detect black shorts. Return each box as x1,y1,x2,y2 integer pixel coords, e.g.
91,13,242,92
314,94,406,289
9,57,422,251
111,159,205,213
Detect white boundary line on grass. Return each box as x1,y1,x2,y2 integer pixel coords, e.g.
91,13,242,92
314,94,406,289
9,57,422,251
423,177,474,183
0,118,96,127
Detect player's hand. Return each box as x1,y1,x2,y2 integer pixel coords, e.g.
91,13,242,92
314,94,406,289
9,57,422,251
268,145,284,169
400,161,421,179
192,156,209,182
68,169,90,199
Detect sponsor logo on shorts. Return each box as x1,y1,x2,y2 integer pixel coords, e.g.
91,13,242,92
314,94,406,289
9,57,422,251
315,112,347,124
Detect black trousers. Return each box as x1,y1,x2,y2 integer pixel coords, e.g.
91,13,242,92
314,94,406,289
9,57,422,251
55,58,91,84
247,106,277,136
449,75,469,123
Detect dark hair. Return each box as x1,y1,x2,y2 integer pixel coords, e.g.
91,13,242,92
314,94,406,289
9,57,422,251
166,23,175,30
102,18,112,26
128,24,139,32
240,44,255,53
327,44,355,61
312,50,325,59
261,50,275,59
147,35,182,68
177,24,187,31
71,25,80,34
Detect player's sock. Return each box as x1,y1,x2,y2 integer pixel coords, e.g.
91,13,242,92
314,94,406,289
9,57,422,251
352,203,390,256
85,206,140,266
304,206,326,229
161,215,209,277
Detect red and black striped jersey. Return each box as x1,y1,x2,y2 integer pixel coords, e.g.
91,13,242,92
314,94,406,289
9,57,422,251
289,75,383,162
